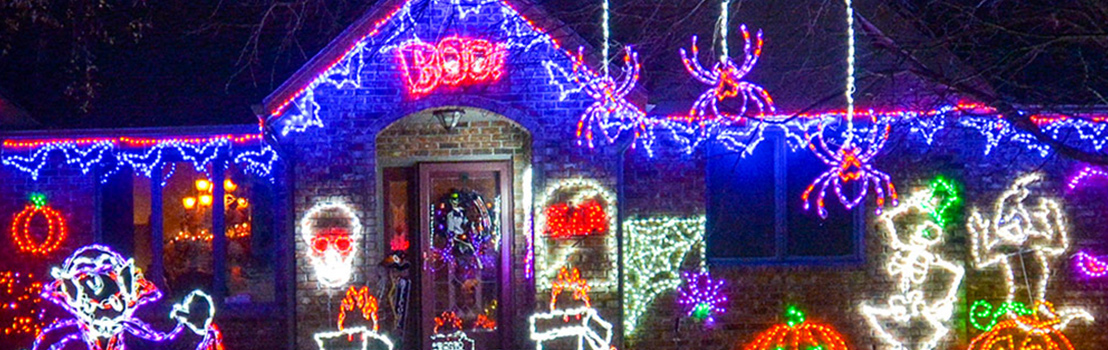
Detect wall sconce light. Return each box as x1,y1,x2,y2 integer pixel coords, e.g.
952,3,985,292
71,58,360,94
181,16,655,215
433,108,466,132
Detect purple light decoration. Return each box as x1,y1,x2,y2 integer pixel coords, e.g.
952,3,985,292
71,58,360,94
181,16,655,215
676,271,727,324
34,244,223,350
1075,251,1108,278
1068,166,1108,190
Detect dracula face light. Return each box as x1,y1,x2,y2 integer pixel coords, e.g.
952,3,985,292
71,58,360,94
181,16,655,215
300,201,363,288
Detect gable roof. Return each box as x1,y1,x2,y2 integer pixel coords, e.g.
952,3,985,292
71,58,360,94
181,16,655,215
260,0,606,124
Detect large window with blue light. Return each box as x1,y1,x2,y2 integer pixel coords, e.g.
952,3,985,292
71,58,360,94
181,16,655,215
706,131,864,264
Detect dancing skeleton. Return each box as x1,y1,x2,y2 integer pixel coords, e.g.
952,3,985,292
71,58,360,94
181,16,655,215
968,173,1092,331
860,190,963,350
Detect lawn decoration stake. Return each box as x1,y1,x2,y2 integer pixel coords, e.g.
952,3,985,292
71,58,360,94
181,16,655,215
33,244,224,350
859,189,964,350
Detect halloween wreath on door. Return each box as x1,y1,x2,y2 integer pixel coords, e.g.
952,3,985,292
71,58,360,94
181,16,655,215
428,189,498,273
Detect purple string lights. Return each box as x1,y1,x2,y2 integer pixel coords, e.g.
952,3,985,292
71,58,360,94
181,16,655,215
1068,166,1108,190
1075,251,1108,278
676,271,727,324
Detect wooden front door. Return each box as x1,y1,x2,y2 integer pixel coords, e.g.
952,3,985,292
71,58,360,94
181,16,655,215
418,162,512,350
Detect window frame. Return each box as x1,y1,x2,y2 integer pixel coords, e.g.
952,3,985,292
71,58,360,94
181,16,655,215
705,130,866,266
95,148,289,315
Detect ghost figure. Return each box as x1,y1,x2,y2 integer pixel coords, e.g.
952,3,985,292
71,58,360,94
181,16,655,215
301,201,363,288
35,245,223,350
860,190,964,350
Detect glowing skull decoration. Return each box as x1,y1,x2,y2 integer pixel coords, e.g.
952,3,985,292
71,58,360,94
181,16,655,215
300,201,363,288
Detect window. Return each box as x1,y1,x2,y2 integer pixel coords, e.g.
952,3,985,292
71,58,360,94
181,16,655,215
706,131,864,264
121,156,281,305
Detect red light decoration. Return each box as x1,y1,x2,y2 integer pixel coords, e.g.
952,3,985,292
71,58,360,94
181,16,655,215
396,36,508,96
550,267,591,311
2,134,261,149
543,200,608,238
968,302,1076,350
434,311,464,334
10,194,67,256
742,305,851,350
338,286,379,331
0,271,52,337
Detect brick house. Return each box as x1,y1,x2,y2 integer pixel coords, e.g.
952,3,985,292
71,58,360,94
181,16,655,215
2,0,1108,350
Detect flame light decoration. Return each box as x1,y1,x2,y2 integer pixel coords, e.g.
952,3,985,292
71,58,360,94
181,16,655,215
529,267,614,350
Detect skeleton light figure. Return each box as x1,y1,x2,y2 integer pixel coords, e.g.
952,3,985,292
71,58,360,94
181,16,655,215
34,244,223,350
802,118,898,218
567,46,646,148
678,25,775,125
300,201,363,288
968,173,1093,330
859,189,964,350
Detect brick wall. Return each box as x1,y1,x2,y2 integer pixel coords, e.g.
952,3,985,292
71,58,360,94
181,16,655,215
0,155,97,349
621,126,1108,350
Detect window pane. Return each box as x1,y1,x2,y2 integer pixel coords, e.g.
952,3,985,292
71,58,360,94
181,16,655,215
163,163,214,298
223,165,276,304
706,142,776,259
784,149,856,257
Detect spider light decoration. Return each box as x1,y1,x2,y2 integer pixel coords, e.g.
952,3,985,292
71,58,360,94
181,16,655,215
801,118,898,219
33,245,224,350
678,24,775,125
568,46,647,148
676,270,727,325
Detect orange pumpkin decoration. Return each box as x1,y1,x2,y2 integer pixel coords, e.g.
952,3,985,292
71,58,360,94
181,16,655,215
10,193,67,256
742,305,851,350
968,302,1077,350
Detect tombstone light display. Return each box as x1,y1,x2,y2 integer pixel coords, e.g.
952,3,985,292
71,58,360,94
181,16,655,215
33,244,224,350
300,201,363,288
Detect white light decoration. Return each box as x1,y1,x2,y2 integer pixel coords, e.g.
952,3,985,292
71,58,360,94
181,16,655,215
299,201,363,288
313,327,394,350
859,189,964,350
968,173,1093,331
430,331,476,350
621,216,705,336
529,307,614,350
534,179,618,291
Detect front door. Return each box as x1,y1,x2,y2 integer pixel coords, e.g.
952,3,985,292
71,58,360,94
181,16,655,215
419,162,512,350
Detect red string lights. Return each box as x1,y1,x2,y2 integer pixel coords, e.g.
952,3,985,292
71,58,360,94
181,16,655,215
337,286,379,331
543,200,608,238
396,36,508,96
10,193,67,256
550,267,591,311
433,311,464,334
968,302,1077,350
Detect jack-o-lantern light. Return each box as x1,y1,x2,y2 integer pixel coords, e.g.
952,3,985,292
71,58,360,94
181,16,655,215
742,305,851,350
300,201,362,288
969,302,1083,350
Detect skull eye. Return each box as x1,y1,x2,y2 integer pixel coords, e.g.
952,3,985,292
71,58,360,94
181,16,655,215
333,236,352,253
311,236,330,254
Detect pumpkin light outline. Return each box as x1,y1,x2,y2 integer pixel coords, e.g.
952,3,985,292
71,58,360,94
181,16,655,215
10,193,68,256
742,305,851,350
968,302,1083,350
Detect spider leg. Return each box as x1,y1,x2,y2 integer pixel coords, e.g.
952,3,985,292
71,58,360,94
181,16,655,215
690,90,716,119
614,49,640,98
835,174,870,211
737,26,765,77
802,170,835,218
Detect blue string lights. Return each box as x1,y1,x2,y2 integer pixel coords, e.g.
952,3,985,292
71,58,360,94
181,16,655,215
1,134,277,183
